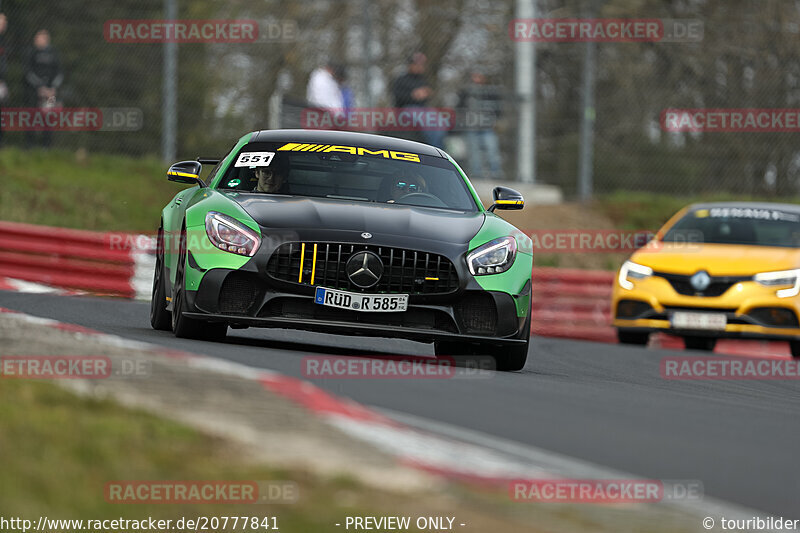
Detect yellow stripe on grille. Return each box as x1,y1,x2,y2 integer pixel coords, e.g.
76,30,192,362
298,243,306,283
425,277,439,281
310,244,318,285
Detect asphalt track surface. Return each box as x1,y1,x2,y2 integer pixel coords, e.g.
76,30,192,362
2,290,798,518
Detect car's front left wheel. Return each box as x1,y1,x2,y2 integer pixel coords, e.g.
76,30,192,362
617,330,650,345
171,229,227,341
434,304,531,372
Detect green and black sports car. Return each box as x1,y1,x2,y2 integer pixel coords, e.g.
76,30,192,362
150,130,533,371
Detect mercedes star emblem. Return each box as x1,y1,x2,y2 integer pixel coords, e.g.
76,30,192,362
361,232,372,239
345,251,384,289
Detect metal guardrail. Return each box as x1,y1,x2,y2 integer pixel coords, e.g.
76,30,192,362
0,221,154,298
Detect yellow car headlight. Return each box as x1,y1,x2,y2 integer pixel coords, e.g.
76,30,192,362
753,268,800,298
618,260,653,290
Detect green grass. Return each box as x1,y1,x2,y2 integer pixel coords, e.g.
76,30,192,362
0,379,575,532
0,379,383,529
0,148,181,232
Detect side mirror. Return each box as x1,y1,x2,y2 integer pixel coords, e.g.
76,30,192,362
167,161,205,186
488,186,524,212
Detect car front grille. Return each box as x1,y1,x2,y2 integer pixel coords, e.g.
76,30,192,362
266,242,459,295
654,272,751,297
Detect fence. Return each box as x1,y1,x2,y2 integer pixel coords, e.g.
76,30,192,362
0,1,798,198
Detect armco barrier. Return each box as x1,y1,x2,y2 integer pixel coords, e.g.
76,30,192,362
0,221,154,299
531,267,616,342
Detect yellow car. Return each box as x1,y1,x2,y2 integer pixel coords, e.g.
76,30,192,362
612,202,800,357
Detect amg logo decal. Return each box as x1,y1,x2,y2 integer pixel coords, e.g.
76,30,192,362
277,143,421,163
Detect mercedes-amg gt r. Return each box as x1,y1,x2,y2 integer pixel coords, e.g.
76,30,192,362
150,130,533,371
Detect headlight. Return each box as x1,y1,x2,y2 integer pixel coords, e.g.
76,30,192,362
204,211,260,257
754,268,800,298
618,260,653,290
467,236,517,275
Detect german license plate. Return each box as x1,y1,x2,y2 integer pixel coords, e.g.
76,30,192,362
314,287,408,313
671,311,727,331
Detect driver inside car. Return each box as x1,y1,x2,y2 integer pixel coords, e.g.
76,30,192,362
252,156,289,194
254,167,285,193
388,173,428,203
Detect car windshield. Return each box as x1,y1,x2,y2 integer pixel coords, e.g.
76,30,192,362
662,206,800,248
215,141,478,212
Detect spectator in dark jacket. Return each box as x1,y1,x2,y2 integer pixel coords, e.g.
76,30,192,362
25,29,63,148
391,52,444,149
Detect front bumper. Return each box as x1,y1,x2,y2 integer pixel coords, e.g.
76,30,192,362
612,274,800,341
183,265,530,345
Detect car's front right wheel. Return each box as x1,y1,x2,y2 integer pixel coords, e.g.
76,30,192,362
171,229,227,341
434,340,529,372
683,336,717,351
789,340,800,360
150,227,172,331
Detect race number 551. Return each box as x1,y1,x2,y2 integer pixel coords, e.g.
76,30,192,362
235,151,275,167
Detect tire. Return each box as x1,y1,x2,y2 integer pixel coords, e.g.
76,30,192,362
171,229,227,341
789,341,800,360
150,227,172,331
493,341,529,372
617,330,650,345
683,336,717,351
434,306,531,372
496,304,532,371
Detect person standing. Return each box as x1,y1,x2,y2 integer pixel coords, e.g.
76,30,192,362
25,29,63,148
391,52,444,149
0,14,9,148
306,61,345,123
458,70,503,178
